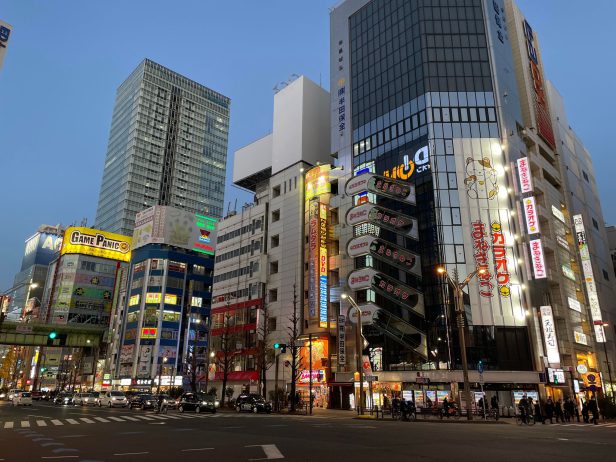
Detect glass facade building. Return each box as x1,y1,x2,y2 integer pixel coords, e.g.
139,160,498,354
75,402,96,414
95,59,230,236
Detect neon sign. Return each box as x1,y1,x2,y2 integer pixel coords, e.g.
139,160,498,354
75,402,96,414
319,204,328,328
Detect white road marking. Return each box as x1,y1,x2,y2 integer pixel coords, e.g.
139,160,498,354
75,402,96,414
41,457,79,460
120,415,139,421
149,415,169,420
135,415,154,421
108,417,125,422
246,444,285,460
94,417,110,423
161,414,180,419
21,421,30,428
51,420,64,426
79,418,95,424
113,452,149,456
4,422,14,429
558,438,569,441
181,448,214,452
65,419,79,425
37,420,48,427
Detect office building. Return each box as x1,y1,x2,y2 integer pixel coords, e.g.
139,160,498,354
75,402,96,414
328,0,614,410
111,206,216,392
210,76,330,400
95,59,230,236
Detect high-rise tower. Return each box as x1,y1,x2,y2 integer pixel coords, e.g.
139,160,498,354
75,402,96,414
95,59,230,236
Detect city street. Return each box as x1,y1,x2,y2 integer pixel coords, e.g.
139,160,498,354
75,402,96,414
1,401,615,461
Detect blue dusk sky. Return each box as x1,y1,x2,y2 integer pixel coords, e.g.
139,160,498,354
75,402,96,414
1,0,615,291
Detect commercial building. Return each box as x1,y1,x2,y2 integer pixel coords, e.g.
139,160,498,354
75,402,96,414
111,205,216,392
328,0,615,410
210,76,330,400
38,227,132,390
95,59,230,236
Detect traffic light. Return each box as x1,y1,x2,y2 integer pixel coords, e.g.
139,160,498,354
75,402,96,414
40,367,47,373
48,331,57,340
274,343,287,353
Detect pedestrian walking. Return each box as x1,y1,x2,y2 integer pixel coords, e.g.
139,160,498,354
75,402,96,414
581,400,589,423
564,397,574,423
555,399,564,423
545,397,555,424
534,400,543,424
491,395,499,411
574,401,581,422
588,395,599,425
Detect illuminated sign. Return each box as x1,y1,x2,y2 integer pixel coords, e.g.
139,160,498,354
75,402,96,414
561,264,576,281
191,296,202,307
540,305,560,364
568,297,582,313
382,145,430,180
298,369,326,384
471,220,511,298
517,157,533,193
319,203,328,328
547,368,565,384
574,331,588,346
345,203,418,240
346,236,421,277
523,20,555,149
308,201,319,318
129,295,140,306
523,197,540,235
305,165,331,200
61,227,132,262
552,205,565,223
345,173,416,204
529,238,547,279
164,294,177,305
372,273,424,317
348,303,380,325
145,292,161,304
556,235,569,250
140,327,158,339
337,79,346,134
347,268,377,291
573,214,606,342
338,315,346,365
581,372,602,389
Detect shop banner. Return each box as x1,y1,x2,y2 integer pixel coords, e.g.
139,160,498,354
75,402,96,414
516,157,533,193
529,238,547,279
540,305,561,365
523,197,540,235
338,315,346,365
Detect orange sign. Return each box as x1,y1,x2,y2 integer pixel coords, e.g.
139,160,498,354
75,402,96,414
581,372,602,389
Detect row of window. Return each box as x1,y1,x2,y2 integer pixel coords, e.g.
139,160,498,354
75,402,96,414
353,109,427,156
213,262,258,284
215,241,260,263
217,218,263,243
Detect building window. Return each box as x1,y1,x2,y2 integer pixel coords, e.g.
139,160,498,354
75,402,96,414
268,317,277,332
273,185,281,198
269,289,278,302
592,218,599,230
582,171,589,182
270,261,279,275
271,235,280,248
603,269,610,281
272,209,280,222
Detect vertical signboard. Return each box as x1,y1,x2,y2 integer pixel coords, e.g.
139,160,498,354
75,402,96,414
529,238,547,279
319,204,328,328
307,200,319,319
455,138,525,326
523,197,540,235
522,20,555,149
516,157,533,193
573,214,606,342
540,306,561,365
338,315,346,366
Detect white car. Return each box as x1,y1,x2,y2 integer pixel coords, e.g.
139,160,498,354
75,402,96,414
99,391,128,408
12,392,33,406
7,389,24,401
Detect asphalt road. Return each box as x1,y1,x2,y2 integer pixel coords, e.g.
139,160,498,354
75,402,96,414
1,401,615,461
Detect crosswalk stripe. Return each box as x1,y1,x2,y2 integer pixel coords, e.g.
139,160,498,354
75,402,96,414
108,417,125,422
161,415,180,419
51,420,63,426
36,420,48,427
79,418,95,424
149,415,169,420
94,417,110,423
120,416,139,421
135,415,154,421
21,421,30,428
66,419,79,425
4,422,14,429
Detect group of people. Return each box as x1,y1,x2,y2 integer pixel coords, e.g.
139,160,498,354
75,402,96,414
518,394,600,425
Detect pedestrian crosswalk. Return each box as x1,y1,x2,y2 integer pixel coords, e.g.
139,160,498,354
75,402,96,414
1,412,228,429
548,422,616,428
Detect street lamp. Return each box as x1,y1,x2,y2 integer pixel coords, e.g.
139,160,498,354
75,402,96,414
157,357,168,394
601,323,615,403
437,266,486,420
341,293,366,415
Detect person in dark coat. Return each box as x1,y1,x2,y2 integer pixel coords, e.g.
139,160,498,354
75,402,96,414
581,400,589,423
545,397,555,424
490,395,499,411
588,395,599,425
555,399,564,423
564,397,575,423
534,399,544,424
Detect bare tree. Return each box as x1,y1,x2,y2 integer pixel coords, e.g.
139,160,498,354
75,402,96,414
288,283,302,412
187,337,203,393
217,307,239,405
256,295,274,398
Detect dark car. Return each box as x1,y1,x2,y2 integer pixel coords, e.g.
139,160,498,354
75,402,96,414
128,393,156,410
177,393,216,414
235,394,272,414
53,393,74,405
31,391,44,401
